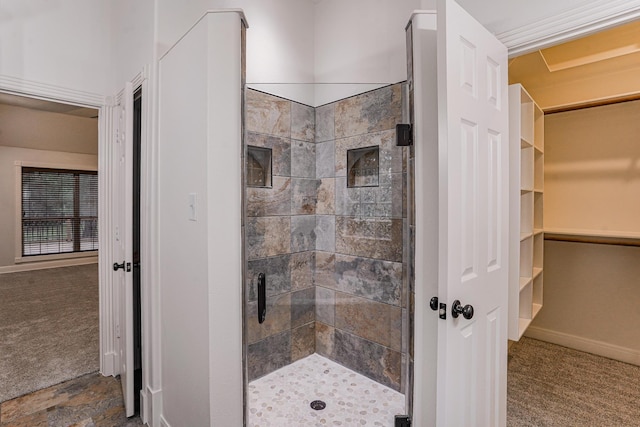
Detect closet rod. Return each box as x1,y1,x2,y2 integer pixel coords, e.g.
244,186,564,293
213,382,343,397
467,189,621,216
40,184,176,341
544,233,640,247
545,95,640,114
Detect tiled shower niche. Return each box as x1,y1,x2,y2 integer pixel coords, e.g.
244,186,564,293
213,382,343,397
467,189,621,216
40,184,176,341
244,83,411,394
247,146,272,188
347,146,379,187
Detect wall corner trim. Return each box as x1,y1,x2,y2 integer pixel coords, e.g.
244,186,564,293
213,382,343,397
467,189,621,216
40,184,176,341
141,386,163,427
497,0,640,57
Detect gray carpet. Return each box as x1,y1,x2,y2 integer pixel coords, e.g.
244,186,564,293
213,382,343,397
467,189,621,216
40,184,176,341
0,264,99,403
508,337,640,426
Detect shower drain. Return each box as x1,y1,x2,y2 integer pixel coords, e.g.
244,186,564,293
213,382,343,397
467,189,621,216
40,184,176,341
310,400,326,410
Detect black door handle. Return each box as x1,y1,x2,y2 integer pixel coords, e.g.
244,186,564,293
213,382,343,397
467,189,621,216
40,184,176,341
257,273,266,324
113,261,132,272
451,300,474,319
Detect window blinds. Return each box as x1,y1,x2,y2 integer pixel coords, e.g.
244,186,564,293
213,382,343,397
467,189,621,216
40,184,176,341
21,167,98,256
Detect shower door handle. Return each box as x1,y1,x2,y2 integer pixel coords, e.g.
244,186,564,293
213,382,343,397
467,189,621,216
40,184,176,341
258,273,266,324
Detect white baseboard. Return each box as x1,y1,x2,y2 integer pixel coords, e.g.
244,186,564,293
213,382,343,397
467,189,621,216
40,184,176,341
101,351,117,377
159,415,171,427
0,256,98,274
141,386,163,427
524,326,640,366
140,389,149,425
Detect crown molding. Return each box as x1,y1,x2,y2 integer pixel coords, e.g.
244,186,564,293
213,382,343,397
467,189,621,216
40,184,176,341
497,0,640,57
0,75,105,107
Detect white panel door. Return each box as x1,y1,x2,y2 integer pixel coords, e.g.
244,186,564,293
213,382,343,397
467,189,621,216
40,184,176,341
115,81,135,417
436,0,509,425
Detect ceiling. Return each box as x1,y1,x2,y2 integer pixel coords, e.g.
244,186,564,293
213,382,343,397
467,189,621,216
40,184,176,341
457,0,596,36
0,92,98,118
509,19,640,112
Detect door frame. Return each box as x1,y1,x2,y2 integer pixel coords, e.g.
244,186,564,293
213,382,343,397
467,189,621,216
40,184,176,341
0,76,112,370
0,70,157,420
113,67,161,423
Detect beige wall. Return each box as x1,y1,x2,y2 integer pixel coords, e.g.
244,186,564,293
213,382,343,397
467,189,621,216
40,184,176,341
530,100,640,363
530,241,640,355
545,100,640,235
0,104,98,155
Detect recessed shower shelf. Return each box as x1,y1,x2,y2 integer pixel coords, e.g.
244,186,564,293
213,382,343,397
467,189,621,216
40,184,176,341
347,146,380,188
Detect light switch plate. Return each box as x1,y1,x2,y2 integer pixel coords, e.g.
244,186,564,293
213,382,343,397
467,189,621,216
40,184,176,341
188,193,197,221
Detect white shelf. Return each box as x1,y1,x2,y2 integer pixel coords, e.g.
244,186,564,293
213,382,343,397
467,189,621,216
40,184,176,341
544,228,640,240
533,267,543,279
532,303,542,320
518,318,533,340
509,84,544,342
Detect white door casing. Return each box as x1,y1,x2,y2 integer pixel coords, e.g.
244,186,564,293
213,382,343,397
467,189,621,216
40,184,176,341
436,0,509,425
115,81,135,417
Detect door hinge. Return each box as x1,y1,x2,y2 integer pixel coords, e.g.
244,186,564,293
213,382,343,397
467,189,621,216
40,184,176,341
115,323,121,339
396,124,413,146
395,415,411,427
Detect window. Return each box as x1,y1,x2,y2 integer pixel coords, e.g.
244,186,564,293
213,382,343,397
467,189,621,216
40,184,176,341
21,167,98,257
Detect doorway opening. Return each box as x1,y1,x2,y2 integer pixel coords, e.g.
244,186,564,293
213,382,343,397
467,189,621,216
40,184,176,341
506,18,640,425
0,91,101,403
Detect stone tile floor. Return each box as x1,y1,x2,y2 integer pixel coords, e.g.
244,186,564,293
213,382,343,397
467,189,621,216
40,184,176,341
248,353,405,426
0,372,143,427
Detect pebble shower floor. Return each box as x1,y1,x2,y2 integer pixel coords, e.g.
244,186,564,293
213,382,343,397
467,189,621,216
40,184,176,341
247,353,405,426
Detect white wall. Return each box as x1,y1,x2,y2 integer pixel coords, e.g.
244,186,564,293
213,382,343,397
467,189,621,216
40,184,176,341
158,12,243,426
155,0,422,105
0,146,98,268
110,0,154,92
156,0,314,83
158,17,211,426
0,0,112,96
314,0,418,84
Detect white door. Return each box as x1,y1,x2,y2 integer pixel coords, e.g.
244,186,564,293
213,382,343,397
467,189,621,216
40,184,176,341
115,81,135,417
436,0,509,425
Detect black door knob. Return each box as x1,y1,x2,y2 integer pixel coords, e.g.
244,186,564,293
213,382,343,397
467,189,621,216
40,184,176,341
429,297,438,311
451,299,474,319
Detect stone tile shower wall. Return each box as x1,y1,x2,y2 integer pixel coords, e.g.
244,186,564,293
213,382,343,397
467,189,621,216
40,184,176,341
245,84,409,393
245,90,317,381
314,83,408,392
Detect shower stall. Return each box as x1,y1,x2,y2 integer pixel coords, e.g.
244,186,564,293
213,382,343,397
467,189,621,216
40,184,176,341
155,4,512,425
242,82,415,425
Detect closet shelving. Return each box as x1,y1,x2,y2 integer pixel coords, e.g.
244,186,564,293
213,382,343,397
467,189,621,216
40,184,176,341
509,84,544,341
